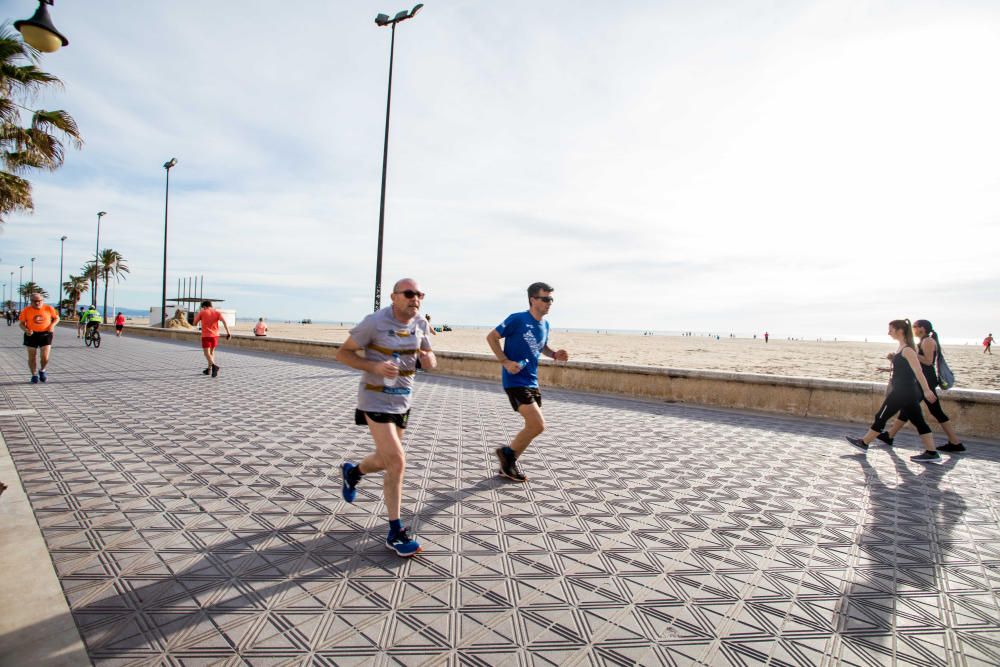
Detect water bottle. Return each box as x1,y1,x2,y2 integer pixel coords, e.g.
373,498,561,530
517,359,529,372
384,352,401,387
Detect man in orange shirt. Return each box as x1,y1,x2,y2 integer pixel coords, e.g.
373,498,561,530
193,300,231,377
19,292,60,384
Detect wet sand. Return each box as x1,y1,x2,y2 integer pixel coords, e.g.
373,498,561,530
210,321,998,391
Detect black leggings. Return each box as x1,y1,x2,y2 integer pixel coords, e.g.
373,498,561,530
896,389,949,425
871,392,932,435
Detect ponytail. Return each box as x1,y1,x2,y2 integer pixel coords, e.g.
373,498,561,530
889,319,917,351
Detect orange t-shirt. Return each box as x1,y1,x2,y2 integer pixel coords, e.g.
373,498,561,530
19,304,59,333
194,308,223,338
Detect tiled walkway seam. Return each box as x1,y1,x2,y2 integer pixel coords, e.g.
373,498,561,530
1,325,999,666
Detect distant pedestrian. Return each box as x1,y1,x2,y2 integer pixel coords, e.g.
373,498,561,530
4,309,12,326
425,313,437,335
486,281,569,482
985,333,994,354
114,312,126,337
193,300,231,377
76,306,85,338
253,317,268,336
19,293,59,384
336,278,436,557
879,319,965,453
764,331,769,343
845,319,942,464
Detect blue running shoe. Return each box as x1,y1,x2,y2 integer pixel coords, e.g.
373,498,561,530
38,370,47,383
30,375,38,384
341,463,358,503
386,528,421,557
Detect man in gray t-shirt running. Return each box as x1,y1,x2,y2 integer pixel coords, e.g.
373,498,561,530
335,278,436,557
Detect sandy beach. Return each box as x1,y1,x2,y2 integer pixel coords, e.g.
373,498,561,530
191,320,999,392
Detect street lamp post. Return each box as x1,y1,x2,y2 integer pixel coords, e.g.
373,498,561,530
58,235,67,313
93,211,106,307
14,0,68,53
372,4,423,312
18,265,24,310
161,158,177,328
30,257,35,284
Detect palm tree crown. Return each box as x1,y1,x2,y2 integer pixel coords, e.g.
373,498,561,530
98,248,129,322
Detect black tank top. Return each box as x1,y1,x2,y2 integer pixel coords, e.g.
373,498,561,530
918,339,939,389
890,350,920,398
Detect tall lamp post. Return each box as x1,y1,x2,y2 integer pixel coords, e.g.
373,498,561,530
14,0,68,53
58,235,67,313
30,257,35,284
372,4,423,312
93,211,106,307
161,158,177,328
18,265,24,310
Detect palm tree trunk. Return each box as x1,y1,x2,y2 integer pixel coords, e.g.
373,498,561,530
102,270,110,323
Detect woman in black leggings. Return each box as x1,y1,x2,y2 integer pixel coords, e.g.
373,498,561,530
845,319,942,464
878,319,965,452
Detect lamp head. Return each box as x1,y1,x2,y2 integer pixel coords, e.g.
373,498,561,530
61,235,67,241
97,211,106,218
164,157,178,169
375,13,390,26
410,4,424,18
14,1,69,53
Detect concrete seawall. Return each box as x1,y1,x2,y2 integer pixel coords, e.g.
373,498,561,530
92,324,999,440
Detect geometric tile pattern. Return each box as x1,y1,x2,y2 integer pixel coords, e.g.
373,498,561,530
2,325,999,666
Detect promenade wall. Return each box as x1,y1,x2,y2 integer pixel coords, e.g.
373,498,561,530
99,325,1000,440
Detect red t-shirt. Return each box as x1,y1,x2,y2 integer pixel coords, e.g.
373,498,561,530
115,314,126,326
194,308,223,338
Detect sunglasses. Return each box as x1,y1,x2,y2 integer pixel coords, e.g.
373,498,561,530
395,289,425,299
532,296,554,303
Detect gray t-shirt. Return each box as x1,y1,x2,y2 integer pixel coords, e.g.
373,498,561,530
349,307,433,413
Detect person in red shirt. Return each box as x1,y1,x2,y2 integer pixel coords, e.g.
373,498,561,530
18,292,60,383
193,300,231,377
114,312,126,337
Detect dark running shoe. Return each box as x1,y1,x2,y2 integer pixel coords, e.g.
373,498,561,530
845,436,869,452
495,447,527,482
875,431,894,446
30,375,38,384
386,528,422,557
202,368,211,375
938,442,966,453
341,462,359,503
38,370,47,383
211,364,220,378
911,450,943,464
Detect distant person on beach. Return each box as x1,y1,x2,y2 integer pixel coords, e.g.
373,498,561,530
845,319,942,464
254,318,268,336
193,300,231,377
336,278,436,557
985,334,994,354
19,293,59,384
486,281,569,482
879,319,965,453
764,331,769,343
425,314,437,335
114,312,125,337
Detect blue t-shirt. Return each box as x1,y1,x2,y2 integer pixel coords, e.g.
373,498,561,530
495,311,549,388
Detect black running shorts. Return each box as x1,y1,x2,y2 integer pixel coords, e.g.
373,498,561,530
23,331,53,348
355,409,411,429
504,386,542,412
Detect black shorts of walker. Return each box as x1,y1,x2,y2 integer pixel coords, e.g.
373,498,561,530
23,331,54,348
505,387,542,412
355,409,411,430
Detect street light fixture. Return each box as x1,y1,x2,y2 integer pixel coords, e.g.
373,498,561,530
93,211,106,307
372,3,423,312
161,158,178,328
58,235,67,313
14,0,68,53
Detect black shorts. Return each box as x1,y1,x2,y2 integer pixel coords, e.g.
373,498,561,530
86,321,100,330
23,331,54,348
355,409,410,429
505,386,542,412
115,324,124,331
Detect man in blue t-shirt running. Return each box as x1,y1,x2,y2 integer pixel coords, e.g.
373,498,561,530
486,281,569,482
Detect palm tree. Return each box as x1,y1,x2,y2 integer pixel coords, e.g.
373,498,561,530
80,261,99,306
18,281,48,300
98,248,128,323
62,273,88,314
0,23,83,224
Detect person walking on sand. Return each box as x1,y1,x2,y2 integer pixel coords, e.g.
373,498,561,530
193,300,231,377
845,319,943,464
19,292,59,384
878,319,965,453
336,278,436,557
764,331,769,343
253,317,268,336
114,312,126,337
984,333,994,354
486,281,569,482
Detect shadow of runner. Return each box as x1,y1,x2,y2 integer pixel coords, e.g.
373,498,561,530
834,447,966,665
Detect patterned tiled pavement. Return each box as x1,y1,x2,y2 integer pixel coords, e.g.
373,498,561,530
1,324,999,667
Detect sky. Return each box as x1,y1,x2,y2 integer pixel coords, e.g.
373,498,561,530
1,0,998,340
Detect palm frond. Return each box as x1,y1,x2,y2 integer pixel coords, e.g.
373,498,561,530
0,169,33,222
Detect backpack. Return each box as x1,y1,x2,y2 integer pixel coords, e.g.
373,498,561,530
936,342,956,390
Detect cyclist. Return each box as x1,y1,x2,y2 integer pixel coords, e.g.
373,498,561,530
81,305,101,342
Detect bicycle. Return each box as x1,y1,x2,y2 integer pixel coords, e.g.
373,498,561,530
84,326,101,348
